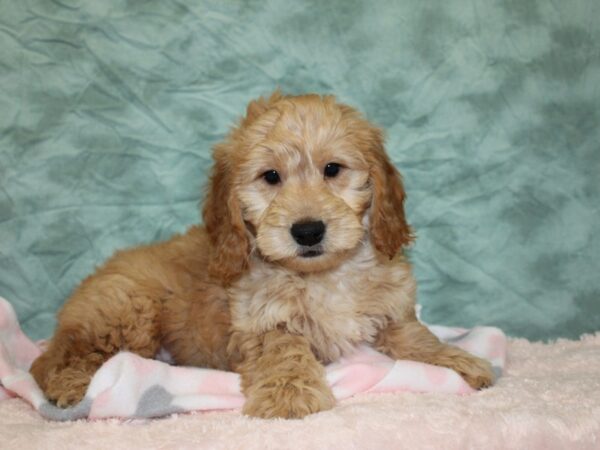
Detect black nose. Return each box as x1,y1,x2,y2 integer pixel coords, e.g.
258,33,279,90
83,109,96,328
290,220,326,246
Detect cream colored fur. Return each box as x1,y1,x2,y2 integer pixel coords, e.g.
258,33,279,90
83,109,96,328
230,244,415,363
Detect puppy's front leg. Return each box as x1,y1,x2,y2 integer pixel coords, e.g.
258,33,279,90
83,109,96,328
375,320,495,390
234,329,335,419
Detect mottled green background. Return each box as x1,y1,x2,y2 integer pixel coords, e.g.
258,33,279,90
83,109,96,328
1,0,598,341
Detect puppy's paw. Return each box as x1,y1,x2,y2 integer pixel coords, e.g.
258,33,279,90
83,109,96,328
44,367,91,408
242,375,335,419
51,386,87,408
455,354,495,390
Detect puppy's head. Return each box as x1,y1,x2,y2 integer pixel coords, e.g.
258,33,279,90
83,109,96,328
203,92,412,282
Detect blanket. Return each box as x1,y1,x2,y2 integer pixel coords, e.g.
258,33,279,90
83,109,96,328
1,332,599,450
0,297,505,421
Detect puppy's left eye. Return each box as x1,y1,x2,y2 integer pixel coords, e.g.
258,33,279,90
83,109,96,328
324,162,341,178
262,169,281,185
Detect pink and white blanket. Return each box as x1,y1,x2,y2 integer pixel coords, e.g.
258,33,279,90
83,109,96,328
0,296,506,421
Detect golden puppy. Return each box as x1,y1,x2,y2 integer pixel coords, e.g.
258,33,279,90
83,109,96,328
30,92,494,418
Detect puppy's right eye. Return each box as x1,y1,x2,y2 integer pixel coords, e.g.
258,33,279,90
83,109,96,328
262,170,281,185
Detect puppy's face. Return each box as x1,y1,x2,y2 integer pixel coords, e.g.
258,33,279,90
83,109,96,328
237,97,371,272
203,93,412,280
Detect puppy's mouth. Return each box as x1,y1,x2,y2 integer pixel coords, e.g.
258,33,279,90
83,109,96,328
298,246,324,258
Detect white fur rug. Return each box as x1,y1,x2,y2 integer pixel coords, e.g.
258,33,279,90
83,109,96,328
1,334,599,450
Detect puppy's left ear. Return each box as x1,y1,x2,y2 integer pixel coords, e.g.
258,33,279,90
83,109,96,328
203,144,250,283
368,129,414,258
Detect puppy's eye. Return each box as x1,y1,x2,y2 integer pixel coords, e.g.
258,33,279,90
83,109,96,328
262,170,281,185
324,162,341,178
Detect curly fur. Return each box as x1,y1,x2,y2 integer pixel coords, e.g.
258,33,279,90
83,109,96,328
30,92,494,417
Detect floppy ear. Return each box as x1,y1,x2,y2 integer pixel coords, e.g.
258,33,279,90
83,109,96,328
202,144,250,283
203,92,285,282
368,129,414,258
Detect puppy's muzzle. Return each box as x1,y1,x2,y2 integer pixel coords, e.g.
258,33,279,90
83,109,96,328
291,220,325,257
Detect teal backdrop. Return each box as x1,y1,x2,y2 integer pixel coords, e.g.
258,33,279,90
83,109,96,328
1,0,598,341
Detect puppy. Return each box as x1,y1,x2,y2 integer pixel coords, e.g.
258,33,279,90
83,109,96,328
30,92,494,418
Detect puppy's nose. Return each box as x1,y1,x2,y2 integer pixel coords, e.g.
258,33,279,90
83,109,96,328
290,220,326,246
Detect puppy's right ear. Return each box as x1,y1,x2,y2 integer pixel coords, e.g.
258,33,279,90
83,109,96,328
242,90,283,127
203,144,250,284
203,92,283,282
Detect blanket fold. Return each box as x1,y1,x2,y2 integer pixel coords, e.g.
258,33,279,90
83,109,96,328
0,297,506,421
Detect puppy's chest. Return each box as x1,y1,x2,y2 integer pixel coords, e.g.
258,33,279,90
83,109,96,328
230,259,415,362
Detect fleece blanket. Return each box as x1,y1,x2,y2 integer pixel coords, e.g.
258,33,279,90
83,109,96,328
1,333,599,450
0,297,506,421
